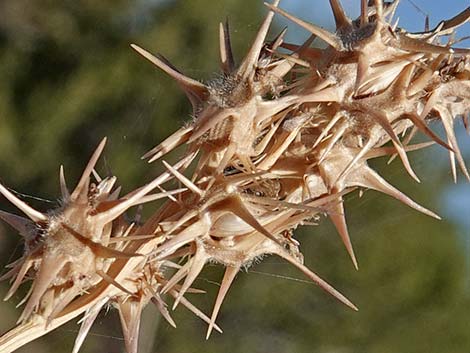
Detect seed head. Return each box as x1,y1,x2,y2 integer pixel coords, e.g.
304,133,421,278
1,1,470,352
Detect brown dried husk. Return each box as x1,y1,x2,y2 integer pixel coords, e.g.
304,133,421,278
1,1,470,352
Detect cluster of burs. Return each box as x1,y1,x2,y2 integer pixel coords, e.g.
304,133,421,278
0,1,469,352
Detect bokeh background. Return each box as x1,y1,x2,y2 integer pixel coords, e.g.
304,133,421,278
0,1,469,352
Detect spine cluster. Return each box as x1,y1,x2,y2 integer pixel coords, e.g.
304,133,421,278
0,1,469,352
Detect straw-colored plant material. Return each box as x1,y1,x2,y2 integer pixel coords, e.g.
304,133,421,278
1,1,469,352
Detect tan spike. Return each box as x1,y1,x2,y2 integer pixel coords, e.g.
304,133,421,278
155,220,209,260
117,297,144,353
360,0,368,25
160,209,199,239
396,33,470,55
188,107,237,143
191,151,214,182
16,285,33,309
209,195,283,246
371,111,420,182
328,196,358,270
253,118,283,156
385,0,400,21
150,295,177,328
109,186,122,201
135,188,188,206
449,145,457,183
274,248,358,311
18,255,68,323
276,35,317,82
391,61,415,99
299,86,341,104
373,0,383,22
107,234,157,244
219,20,235,74
206,265,240,339
419,90,439,122
432,6,470,35
97,176,117,194
4,258,34,301
237,0,280,80
408,54,442,97
0,211,34,237
214,143,237,176
334,138,376,186
70,137,107,202
161,261,191,294
303,189,355,209
386,124,419,165
354,52,370,96
91,168,102,183
162,160,203,197
402,113,453,151
0,183,46,223
143,125,193,162
463,114,469,134
59,165,70,200
0,265,19,283
391,140,420,182
2,257,22,271
269,26,288,52
245,195,324,213
93,167,173,226
47,286,82,325
280,43,322,60
96,270,134,296
273,52,310,68
172,247,206,310
131,44,208,106
265,3,342,50
349,167,441,219
363,142,435,160
318,122,349,164
72,298,108,353
144,281,177,328
329,0,351,29
168,289,223,333
437,106,470,181
257,124,301,170
63,225,143,259
356,55,422,97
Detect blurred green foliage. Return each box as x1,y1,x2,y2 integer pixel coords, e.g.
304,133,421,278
0,1,469,353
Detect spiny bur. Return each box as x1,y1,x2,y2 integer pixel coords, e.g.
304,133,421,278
1,1,470,352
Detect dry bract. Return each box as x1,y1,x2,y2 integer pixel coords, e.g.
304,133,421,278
1,1,470,352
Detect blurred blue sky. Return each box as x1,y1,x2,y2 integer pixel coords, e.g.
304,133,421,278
274,0,470,41
272,0,470,232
